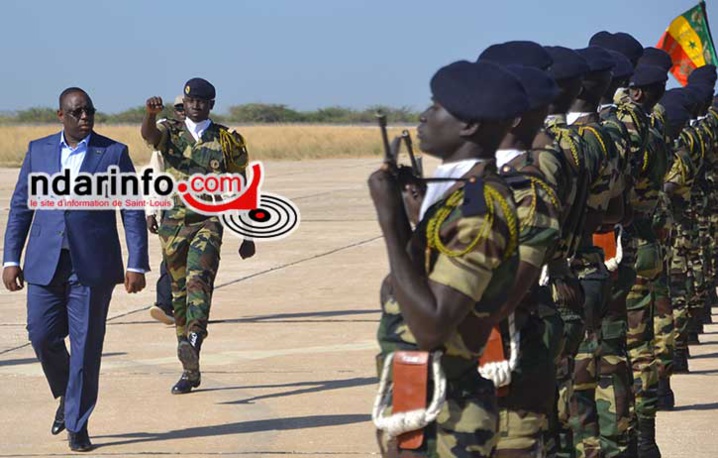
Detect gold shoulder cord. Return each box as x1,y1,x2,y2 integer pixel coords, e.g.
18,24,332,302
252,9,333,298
522,176,561,232
218,128,247,171
425,185,518,265
553,127,581,169
579,125,608,161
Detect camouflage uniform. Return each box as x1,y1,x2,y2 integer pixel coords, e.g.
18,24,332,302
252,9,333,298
664,137,696,379
542,114,591,458
493,150,563,457
623,103,670,427
377,164,519,458
568,115,620,458
155,121,248,341
672,126,704,367
594,103,635,457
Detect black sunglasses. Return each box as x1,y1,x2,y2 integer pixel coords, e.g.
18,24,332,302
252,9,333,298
65,106,96,119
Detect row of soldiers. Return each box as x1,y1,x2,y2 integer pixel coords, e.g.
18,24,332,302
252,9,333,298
369,30,718,458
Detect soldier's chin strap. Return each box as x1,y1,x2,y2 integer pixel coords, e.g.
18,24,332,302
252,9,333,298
477,313,520,388
372,351,446,437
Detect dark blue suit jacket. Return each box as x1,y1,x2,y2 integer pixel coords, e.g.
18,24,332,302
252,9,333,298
3,132,150,287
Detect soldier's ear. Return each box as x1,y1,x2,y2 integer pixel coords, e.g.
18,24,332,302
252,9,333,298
460,121,481,137
209,100,215,111
628,87,643,103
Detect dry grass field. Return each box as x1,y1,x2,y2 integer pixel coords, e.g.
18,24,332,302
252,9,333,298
0,124,410,166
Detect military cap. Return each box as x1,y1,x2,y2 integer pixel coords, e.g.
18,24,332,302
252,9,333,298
639,47,673,72
713,94,718,108
629,65,668,87
478,41,553,70
507,65,560,110
184,77,216,100
430,60,529,121
544,46,590,80
173,95,184,107
575,46,615,73
608,50,634,80
688,64,717,86
589,31,644,63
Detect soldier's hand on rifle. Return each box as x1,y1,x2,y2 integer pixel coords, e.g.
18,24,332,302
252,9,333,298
145,97,164,115
368,167,403,225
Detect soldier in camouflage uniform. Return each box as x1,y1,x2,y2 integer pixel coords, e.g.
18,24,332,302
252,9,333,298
479,42,576,458
525,49,593,458
483,57,564,457
141,78,253,394
565,46,622,458
622,65,670,458
370,60,526,458
657,91,696,408
593,46,637,458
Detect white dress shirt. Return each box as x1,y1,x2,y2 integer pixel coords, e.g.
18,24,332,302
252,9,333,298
185,118,212,142
418,159,486,222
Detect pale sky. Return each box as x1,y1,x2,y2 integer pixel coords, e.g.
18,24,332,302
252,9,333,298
0,0,710,114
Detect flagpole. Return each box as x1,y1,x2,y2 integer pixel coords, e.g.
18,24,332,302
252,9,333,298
700,0,718,61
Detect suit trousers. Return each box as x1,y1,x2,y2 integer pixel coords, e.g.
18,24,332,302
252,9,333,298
26,250,115,433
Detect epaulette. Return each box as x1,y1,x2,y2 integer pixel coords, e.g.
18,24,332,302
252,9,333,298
462,178,487,217
499,164,532,189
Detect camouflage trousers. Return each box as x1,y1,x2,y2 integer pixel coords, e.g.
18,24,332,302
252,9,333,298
687,204,707,322
652,261,674,379
159,214,223,340
570,249,611,458
671,222,693,353
377,369,498,458
497,297,561,458
594,229,637,458
626,233,661,422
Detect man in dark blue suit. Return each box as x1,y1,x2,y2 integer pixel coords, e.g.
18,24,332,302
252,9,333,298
2,87,149,452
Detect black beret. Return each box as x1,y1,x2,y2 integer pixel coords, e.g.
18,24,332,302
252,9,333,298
688,65,718,86
478,41,553,70
687,83,714,102
507,65,561,110
639,47,673,72
184,77,216,100
589,31,644,63
661,96,691,132
662,88,692,111
629,65,668,87
544,46,590,80
430,60,530,122
608,50,634,80
575,46,615,72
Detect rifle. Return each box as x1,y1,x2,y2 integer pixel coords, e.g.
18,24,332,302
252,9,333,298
375,111,424,187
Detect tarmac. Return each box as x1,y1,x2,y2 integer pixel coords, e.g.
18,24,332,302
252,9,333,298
0,157,717,457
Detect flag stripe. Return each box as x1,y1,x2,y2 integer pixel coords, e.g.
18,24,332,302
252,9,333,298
668,15,707,67
659,31,697,85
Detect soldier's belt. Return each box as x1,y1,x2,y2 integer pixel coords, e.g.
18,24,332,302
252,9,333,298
372,351,446,447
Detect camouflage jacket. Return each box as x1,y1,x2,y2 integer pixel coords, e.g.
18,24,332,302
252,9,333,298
378,163,519,376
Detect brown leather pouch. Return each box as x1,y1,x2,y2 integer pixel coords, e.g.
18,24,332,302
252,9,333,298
478,326,509,397
392,351,430,450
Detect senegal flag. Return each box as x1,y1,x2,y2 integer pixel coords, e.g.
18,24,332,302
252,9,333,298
657,1,718,85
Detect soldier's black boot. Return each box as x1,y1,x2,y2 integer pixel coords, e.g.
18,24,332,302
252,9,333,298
172,333,203,394
673,348,689,374
637,417,661,458
656,377,675,411
172,370,201,394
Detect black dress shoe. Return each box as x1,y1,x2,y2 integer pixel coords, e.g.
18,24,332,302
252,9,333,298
52,397,65,435
171,370,201,394
68,429,94,452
